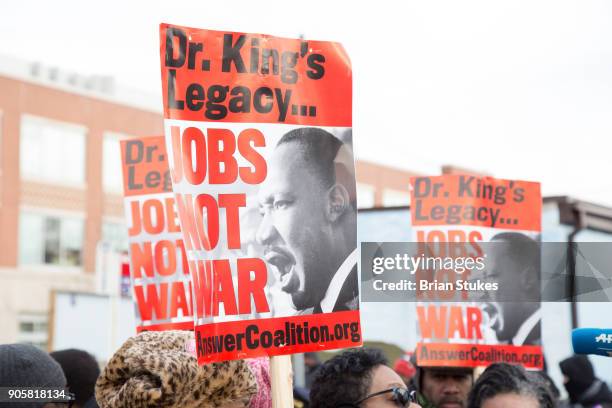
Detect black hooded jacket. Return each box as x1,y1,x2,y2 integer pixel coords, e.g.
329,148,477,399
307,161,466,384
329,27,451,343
559,355,612,408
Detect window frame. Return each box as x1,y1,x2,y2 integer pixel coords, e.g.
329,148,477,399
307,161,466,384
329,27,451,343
102,131,129,194
357,182,377,209
20,114,88,188
100,216,129,252
18,206,86,272
17,312,49,350
382,188,411,207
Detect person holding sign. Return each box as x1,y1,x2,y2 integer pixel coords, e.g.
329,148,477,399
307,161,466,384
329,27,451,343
256,127,358,315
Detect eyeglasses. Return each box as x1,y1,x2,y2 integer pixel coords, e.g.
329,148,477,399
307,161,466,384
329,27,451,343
337,387,416,407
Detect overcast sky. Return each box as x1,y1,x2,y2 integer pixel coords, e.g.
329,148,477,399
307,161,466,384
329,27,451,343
2,0,611,205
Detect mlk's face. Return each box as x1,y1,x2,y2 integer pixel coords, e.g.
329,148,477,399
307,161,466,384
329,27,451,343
484,243,520,302
483,244,515,333
484,241,539,341
485,239,538,302
256,143,335,310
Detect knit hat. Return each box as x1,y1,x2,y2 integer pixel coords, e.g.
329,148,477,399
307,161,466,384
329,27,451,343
559,355,596,403
50,348,100,406
393,357,416,380
95,330,257,408
0,343,67,408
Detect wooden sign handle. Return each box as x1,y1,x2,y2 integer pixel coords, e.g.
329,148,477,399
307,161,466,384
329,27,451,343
271,355,294,408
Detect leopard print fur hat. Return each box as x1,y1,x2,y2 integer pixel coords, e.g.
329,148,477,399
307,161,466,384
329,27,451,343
95,330,257,408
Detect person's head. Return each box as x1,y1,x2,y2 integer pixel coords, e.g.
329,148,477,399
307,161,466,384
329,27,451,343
50,349,100,408
304,352,321,369
256,127,357,310
559,355,596,403
0,343,68,408
310,348,413,408
485,233,540,341
487,233,540,301
418,366,473,408
467,363,554,408
95,331,256,408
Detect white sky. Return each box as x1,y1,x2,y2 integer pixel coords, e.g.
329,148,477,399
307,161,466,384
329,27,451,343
2,0,611,205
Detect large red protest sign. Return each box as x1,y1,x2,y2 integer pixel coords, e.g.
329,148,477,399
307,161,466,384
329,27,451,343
159,23,360,363
121,136,193,332
411,175,543,369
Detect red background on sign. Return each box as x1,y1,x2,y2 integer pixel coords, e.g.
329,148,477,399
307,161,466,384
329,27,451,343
121,136,169,197
416,342,544,369
195,310,362,363
160,23,351,126
410,175,541,231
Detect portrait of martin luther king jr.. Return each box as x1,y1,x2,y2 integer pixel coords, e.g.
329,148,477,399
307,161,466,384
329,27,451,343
256,127,359,315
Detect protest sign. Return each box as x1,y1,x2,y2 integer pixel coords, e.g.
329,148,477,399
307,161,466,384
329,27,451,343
411,175,544,369
121,136,193,332
159,23,361,363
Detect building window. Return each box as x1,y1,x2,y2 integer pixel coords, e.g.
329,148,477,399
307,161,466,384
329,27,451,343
18,313,48,350
19,211,84,266
103,132,126,193
20,115,86,185
357,183,376,209
382,189,411,207
101,220,128,252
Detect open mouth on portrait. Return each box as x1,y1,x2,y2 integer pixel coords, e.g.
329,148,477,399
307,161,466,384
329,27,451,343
482,301,504,332
264,248,298,293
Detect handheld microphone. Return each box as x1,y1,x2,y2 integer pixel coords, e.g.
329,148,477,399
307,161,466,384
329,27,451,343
572,328,612,357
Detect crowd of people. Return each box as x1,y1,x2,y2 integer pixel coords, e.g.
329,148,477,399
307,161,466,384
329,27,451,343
1,332,611,408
